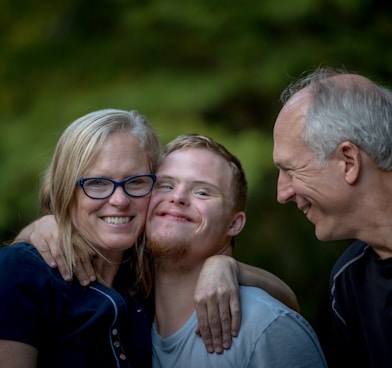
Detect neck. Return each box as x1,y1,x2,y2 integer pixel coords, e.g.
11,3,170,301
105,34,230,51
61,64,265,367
93,253,123,288
154,259,203,338
355,173,392,258
336,167,392,259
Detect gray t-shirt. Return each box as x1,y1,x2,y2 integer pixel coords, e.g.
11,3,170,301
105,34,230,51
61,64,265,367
152,286,327,368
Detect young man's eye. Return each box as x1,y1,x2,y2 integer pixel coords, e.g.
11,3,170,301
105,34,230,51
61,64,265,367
157,183,173,190
195,190,209,197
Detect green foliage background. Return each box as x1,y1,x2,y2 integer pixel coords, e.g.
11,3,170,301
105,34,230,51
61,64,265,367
1,0,391,358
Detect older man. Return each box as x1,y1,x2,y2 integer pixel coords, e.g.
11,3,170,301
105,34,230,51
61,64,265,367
273,67,392,367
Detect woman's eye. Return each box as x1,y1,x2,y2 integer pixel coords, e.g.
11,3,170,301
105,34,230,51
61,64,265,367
87,179,109,187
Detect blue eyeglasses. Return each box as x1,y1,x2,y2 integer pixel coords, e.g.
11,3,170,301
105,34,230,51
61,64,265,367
77,174,156,200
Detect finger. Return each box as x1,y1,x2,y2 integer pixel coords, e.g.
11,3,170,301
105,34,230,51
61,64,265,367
194,301,214,353
37,242,58,269
229,291,241,337
73,253,96,286
47,241,71,281
216,299,232,350
199,297,225,354
84,248,97,283
206,292,240,352
206,299,227,353
29,215,70,279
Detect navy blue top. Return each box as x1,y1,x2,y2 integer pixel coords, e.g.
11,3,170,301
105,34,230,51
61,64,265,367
0,243,152,368
329,240,392,367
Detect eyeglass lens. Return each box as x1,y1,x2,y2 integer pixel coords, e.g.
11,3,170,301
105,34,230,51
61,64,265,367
82,176,154,199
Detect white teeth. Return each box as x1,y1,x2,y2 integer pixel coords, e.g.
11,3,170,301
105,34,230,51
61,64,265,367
303,208,309,215
102,217,131,224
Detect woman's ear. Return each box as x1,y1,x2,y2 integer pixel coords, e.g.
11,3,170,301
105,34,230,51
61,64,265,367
227,212,246,237
337,141,361,185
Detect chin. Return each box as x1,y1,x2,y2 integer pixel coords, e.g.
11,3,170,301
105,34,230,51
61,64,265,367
106,236,136,249
315,228,336,242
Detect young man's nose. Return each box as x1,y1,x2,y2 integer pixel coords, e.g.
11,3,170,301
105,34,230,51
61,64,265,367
170,187,189,206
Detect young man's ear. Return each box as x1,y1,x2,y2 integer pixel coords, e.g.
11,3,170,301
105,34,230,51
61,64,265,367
228,212,246,237
337,141,361,185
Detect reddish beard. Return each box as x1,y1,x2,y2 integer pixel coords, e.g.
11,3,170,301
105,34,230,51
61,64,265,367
147,236,190,272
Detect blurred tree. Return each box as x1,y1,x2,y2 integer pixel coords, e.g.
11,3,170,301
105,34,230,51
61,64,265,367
1,0,391,360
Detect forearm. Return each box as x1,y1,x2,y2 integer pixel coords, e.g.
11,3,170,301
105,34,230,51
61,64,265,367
237,261,300,312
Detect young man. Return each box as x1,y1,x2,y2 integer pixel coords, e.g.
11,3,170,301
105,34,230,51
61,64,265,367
273,67,392,367
147,134,326,367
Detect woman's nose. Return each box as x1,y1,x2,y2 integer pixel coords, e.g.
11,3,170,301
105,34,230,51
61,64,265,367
108,186,130,206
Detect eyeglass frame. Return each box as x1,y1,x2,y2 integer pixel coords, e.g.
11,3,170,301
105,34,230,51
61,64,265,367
76,174,156,200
